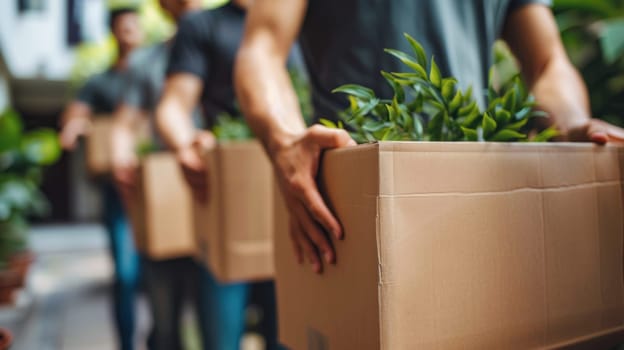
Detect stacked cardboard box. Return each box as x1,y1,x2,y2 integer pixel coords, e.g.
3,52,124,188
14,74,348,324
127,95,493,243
193,141,277,282
129,153,197,259
275,142,624,349
85,116,150,177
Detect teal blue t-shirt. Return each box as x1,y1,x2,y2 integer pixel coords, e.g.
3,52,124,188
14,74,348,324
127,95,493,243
299,0,551,120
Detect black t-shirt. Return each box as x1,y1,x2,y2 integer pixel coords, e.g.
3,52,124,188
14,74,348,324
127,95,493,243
76,68,127,114
167,4,307,128
167,4,245,127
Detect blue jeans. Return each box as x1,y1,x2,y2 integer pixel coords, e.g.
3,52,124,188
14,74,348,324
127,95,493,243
198,268,249,350
143,257,201,350
103,183,141,350
198,268,283,350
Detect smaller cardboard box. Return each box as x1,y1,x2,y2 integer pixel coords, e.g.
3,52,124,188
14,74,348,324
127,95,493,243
85,116,150,177
193,141,276,283
276,142,624,350
85,117,113,177
129,152,197,260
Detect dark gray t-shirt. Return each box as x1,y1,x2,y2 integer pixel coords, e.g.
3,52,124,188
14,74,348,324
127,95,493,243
167,4,307,128
122,41,203,146
123,43,171,112
76,68,126,114
167,4,245,128
300,0,551,120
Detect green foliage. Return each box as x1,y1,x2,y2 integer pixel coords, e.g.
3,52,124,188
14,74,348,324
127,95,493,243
554,0,624,126
331,33,551,143
136,139,159,157
0,108,61,265
212,113,253,141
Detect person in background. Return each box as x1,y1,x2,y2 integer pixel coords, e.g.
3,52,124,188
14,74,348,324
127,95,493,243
155,0,296,348
234,0,624,276
58,7,144,350
109,1,204,350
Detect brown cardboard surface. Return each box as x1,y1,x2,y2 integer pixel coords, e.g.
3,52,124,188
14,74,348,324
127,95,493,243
275,142,624,350
85,117,113,176
130,153,196,260
194,141,275,282
85,116,150,177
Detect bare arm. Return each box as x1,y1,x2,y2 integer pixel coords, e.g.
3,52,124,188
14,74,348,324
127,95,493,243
503,4,624,143
155,73,202,152
156,73,214,203
235,0,355,273
110,102,144,202
235,0,308,153
59,101,92,150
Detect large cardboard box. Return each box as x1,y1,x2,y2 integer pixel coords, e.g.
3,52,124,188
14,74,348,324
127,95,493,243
193,141,276,282
275,142,624,349
129,152,197,260
85,116,150,177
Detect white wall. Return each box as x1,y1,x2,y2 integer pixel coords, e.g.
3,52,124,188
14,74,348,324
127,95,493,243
0,0,99,80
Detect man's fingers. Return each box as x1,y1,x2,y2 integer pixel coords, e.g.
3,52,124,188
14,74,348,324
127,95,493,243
288,218,304,264
605,125,624,142
292,216,322,273
299,183,343,240
306,125,356,149
292,200,335,265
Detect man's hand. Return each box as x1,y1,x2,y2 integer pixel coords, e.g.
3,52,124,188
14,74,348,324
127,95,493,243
272,125,356,273
562,119,624,145
113,157,139,206
176,131,215,204
59,102,92,151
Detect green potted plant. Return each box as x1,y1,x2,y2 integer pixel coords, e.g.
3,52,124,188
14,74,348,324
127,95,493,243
0,108,61,304
325,33,557,143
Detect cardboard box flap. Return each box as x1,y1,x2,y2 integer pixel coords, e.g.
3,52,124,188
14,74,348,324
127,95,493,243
375,142,619,195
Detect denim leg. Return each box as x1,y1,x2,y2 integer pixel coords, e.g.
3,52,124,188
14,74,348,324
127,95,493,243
103,183,140,350
197,267,249,350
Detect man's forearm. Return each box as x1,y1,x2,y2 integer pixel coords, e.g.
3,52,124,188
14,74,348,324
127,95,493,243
235,45,306,157
531,55,592,136
155,98,197,152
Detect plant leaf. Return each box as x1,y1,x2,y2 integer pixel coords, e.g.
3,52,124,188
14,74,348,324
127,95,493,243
494,109,511,126
448,90,463,114
384,49,428,78
381,71,405,103
461,126,478,141
482,111,497,136
490,129,526,142
441,78,457,101
506,118,529,131
404,32,428,69
531,127,560,142
319,118,338,128
332,84,376,100
430,56,442,88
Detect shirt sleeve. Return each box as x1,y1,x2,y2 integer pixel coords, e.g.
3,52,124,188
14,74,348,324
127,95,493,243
167,12,211,81
75,76,99,107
